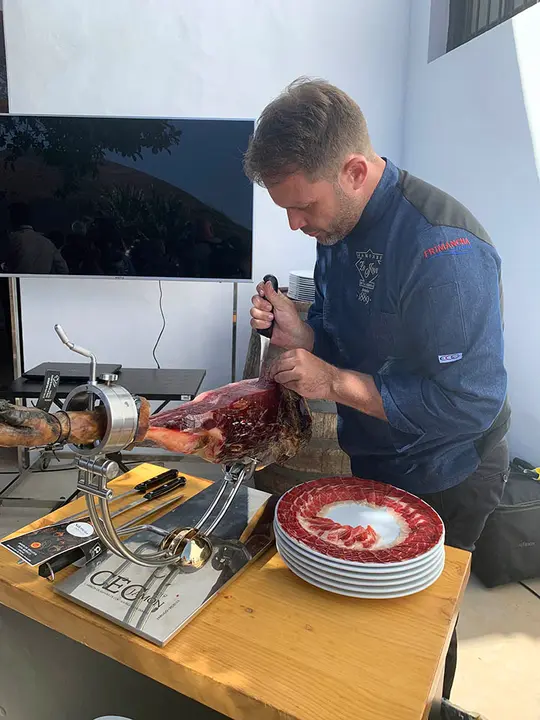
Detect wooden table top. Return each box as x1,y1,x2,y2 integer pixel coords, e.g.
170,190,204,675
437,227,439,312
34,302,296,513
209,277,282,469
0,464,471,720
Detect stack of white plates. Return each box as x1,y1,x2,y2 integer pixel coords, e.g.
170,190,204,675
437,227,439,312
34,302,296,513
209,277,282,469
288,269,315,302
274,477,445,599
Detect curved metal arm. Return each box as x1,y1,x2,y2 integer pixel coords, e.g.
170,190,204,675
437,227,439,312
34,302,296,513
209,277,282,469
82,460,257,569
202,461,256,536
55,324,97,385
86,494,173,567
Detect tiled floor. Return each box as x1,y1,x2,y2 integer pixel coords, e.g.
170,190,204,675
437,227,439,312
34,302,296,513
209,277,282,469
452,575,540,719
1,451,539,720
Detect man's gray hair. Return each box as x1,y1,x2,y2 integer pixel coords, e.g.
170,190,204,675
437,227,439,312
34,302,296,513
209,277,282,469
244,77,374,186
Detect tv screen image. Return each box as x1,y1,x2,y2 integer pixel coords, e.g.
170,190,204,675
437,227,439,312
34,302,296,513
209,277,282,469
0,115,254,281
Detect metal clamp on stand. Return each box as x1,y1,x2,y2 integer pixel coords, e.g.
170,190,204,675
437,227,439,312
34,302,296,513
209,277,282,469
160,459,257,569
54,325,258,571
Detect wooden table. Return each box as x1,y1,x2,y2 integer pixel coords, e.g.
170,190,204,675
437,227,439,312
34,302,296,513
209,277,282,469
0,464,470,720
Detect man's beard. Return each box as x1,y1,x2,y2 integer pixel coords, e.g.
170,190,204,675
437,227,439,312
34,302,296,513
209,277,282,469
306,190,363,247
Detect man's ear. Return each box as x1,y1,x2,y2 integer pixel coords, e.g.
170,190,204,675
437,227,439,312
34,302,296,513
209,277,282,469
342,155,369,191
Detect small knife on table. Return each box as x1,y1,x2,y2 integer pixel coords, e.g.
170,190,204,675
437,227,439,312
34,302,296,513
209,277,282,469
37,478,186,580
86,475,186,521
63,468,185,523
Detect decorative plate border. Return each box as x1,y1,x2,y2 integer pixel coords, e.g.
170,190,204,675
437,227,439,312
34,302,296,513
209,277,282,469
276,477,444,564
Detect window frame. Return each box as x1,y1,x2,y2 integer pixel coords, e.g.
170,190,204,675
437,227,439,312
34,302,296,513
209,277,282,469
447,0,539,52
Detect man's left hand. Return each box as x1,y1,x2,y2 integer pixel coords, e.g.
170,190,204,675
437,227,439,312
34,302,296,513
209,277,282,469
269,349,338,400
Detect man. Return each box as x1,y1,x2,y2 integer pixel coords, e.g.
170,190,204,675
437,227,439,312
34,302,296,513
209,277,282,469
5,202,69,274
245,78,510,709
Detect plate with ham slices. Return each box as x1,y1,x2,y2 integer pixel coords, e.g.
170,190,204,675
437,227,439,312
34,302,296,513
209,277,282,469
274,477,445,598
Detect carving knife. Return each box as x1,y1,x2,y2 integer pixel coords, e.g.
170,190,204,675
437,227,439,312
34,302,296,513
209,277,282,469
257,274,281,376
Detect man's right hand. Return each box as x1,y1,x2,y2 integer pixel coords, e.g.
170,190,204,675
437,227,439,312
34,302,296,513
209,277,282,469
250,280,314,350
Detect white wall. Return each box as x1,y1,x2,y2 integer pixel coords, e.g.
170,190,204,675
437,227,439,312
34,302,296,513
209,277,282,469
404,0,540,461
3,0,411,390
513,4,540,178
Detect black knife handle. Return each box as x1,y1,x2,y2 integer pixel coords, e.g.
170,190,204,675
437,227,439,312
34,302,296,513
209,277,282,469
257,274,279,340
134,468,179,492
144,476,186,500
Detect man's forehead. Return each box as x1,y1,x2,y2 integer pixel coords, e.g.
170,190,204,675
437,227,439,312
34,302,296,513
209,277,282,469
267,173,323,209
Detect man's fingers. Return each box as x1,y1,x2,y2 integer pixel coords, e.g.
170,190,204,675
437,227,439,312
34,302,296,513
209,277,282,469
251,294,273,312
250,305,273,330
273,370,301,385
261,281,291,310
269,353,297,378
250,307,274,324
250,318,271,331
281,381,302,394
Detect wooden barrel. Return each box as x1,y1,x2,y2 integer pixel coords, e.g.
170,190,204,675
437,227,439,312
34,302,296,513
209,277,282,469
243,292,351,495
254,398,351,495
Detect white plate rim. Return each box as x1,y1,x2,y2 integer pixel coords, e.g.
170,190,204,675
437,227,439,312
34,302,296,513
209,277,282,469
274,516,445,569
282,549,445,598
275,532,445,581
275,480,445,568
274,521,444,574
289,269,315,278
277,539,445,591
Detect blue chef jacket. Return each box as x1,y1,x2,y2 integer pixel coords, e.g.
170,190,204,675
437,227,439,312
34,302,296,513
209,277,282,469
306,159,509,495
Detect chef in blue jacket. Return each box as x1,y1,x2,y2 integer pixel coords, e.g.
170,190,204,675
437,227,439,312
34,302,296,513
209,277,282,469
245,78,510,707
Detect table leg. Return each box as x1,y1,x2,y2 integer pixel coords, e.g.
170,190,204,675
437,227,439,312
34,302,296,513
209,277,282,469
0,449,73,508
17,446,30,472
427,667,444,719
152,400,171,415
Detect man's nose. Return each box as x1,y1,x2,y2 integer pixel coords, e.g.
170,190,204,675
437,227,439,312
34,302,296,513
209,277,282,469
287,209,306,232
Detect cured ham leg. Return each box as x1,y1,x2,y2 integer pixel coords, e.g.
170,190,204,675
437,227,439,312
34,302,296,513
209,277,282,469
0,396,150,448
0,378,311,466
144,378,311,466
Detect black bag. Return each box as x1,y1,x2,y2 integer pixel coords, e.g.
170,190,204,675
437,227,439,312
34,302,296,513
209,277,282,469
472,459,540,588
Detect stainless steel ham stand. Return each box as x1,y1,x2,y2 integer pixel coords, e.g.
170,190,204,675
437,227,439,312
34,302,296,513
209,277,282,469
52,325,275,645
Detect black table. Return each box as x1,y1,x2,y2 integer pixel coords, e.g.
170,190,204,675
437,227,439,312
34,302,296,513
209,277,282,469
5,366,206,410
0,364,206,508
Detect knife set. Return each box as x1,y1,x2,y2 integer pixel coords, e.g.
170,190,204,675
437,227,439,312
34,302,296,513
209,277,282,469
1,467,186,580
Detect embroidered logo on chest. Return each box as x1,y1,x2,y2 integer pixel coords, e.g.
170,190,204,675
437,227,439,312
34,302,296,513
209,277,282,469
355,249,383,304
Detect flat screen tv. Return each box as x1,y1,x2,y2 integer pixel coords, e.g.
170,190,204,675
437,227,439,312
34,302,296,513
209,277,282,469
0,115,254,281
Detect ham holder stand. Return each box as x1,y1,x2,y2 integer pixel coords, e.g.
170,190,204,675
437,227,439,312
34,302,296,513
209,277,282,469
50,324,274,646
